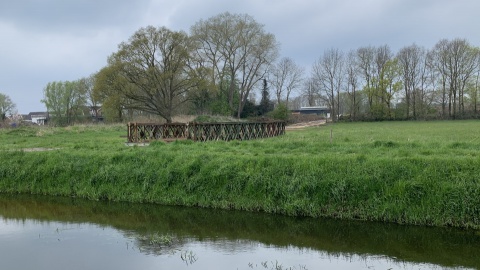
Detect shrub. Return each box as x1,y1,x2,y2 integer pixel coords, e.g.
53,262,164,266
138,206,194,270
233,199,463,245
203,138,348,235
268,103,289,121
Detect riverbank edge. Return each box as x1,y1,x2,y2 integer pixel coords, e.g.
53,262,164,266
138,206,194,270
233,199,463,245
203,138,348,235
0,149,479,230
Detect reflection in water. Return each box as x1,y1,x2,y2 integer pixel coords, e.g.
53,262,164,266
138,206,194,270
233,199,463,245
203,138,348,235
0,194,479,270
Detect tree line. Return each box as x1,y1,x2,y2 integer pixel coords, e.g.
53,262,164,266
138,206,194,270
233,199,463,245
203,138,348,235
40,12,480,124
307,40,480,121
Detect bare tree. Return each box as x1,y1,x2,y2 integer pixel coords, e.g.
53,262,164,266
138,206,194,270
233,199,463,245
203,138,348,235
374,45,393,75
356,46,376,111
269,57,304,106
397,44,426,118
372,45,394,116
473,55,480,114
345,50,361,120
430,39,479,118
111,26,196,123
417,48,438,118
78,74,101,119
191,12,279,118
430,40,449,118
300,77,319,107
311,48,344,121
455,42,479,116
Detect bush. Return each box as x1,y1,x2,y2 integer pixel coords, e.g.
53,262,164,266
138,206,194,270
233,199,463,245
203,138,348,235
193,115,241,123
268,103,290,121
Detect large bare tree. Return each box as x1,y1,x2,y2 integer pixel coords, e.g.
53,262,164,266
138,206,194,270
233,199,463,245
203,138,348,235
269,57,304,106
311,48,344,121
191,12,279,118
111,26,196,123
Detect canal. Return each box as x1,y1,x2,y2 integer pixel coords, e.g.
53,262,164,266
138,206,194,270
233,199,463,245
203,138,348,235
0,194,478,269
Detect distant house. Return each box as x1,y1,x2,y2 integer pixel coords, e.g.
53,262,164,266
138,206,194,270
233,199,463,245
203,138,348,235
291,106,331,118
24,112,49,125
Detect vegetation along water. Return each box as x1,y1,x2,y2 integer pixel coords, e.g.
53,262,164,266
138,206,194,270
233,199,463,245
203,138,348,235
0,120,479,230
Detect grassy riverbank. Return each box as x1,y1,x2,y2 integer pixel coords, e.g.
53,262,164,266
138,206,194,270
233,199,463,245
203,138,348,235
1,121,479,229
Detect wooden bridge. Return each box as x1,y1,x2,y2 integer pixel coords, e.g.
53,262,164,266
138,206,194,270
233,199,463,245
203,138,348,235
127,121,286,143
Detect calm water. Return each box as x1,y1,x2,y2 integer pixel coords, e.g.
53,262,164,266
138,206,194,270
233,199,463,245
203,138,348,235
0,194,479,270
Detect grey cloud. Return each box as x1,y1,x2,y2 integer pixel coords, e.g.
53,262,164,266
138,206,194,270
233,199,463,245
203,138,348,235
0,0,151,34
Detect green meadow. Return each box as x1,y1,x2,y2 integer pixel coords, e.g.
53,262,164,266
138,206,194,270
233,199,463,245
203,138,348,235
0,120,479,229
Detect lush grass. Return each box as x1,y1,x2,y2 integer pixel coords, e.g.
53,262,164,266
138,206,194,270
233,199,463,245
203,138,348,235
0,121,479,229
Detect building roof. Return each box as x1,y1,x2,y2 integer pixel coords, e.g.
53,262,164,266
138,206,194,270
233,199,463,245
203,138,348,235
299,106,329,110
28,112,49,117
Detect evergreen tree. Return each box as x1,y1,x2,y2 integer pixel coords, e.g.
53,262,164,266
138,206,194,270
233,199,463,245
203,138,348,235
259,79,274,115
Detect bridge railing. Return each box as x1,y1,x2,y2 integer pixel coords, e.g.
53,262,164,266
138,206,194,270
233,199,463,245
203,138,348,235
127,122,187,143
187,121,285,142
127,121,285,143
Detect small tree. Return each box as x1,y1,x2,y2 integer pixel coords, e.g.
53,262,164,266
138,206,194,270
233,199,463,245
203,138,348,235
311,48,344,121
0,93,16,121
270,57,304,105
42,81,87,125
94,65,134,122
268,103,289,121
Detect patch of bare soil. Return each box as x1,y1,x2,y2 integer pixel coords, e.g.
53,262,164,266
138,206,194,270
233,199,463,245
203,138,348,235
286,120,327,130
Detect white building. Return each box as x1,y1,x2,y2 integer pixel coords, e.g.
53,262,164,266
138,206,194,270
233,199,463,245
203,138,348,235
25,112,49,125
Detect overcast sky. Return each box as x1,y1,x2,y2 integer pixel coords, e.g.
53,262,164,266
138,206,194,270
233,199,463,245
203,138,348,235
1,0,479,114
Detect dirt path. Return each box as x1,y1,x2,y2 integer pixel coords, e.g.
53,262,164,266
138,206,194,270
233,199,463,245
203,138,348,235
286,120,327,130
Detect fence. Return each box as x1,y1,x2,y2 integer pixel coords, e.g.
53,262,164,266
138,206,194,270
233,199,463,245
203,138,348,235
127,121,285,143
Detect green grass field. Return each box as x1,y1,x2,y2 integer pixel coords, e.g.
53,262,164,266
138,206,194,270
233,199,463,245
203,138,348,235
1,120,479,229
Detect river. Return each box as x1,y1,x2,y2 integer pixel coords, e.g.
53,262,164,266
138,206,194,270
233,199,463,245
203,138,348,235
0,194,478,270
